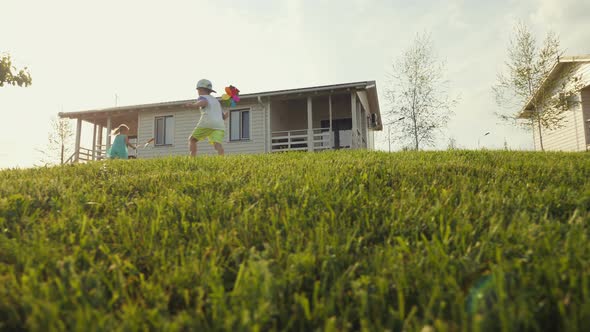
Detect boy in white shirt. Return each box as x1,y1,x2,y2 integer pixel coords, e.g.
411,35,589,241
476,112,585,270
186,79,229,156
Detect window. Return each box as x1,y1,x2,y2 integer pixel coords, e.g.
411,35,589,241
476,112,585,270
230,109,250,141
154,115,174,145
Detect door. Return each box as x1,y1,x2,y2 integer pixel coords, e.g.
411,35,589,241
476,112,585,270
321,118,352,149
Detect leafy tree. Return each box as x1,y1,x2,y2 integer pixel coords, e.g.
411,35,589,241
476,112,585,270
493,23,583,151
384,33,458,150
0,53,32,87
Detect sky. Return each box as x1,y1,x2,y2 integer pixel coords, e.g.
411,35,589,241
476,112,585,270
1,0,589,168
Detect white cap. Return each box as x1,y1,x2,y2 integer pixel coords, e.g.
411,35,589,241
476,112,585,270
196,79,216,93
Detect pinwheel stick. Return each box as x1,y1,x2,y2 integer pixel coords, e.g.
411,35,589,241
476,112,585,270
143,138,155,148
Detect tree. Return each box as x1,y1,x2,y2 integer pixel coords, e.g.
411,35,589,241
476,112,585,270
0,53,32,87
493,23,583,151
384,33,457,150
447,136,458,150
39,117,74,165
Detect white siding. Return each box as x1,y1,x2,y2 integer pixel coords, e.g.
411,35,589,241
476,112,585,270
265,101,271,152
581,88,590,149
532,62,590,151
579,62,590,87
532,105,585,151
367,129,375,150
137,101,267,158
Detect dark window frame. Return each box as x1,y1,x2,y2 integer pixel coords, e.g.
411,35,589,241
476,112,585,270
229,109,251,141
154,115,174,146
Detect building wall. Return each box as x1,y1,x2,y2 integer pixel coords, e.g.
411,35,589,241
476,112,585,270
118,90,380,158
367,129,375,150
311,94,353,128
271,98,308,132
581,87,590,149
532,105,585,151
532,62,590,151
137,101,266,158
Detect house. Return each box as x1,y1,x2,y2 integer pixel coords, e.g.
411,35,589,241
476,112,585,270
58,81,383,162
518,55,590,151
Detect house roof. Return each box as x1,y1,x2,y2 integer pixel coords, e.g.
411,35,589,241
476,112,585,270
518,55,590,118
59,80,382,129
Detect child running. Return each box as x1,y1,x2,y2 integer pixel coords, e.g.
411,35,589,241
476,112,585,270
106,124,136,159
186,79,229,156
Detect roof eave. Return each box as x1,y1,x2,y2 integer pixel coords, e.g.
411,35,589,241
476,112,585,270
518,55,590,118
243,81,374,99
365,82,383,130
559,55,590,63
517,109,535,119
58,81,378,118
518,61,561,117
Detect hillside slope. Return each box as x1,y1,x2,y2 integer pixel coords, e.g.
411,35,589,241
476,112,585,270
1,151,589,331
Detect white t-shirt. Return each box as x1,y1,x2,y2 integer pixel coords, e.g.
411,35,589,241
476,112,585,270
196,95,225,130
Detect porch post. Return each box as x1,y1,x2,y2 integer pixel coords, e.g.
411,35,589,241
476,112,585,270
106,115,112,151
307,96,313,152
351,92,358,149
329,94,333,149
359,101,367,148
74,118,82,163
97,125,103,158
267,99,272,153
92,123,97,160
357,100,362,148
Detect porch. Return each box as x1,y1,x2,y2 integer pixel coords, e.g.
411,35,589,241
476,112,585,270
60,109,139,163
269,91,372,152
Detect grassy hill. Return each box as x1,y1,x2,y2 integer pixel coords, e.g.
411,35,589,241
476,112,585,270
1,150,589,331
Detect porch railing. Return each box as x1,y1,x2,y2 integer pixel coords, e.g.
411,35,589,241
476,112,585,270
64,147,93,164
271,128,331,152
64,142,137,164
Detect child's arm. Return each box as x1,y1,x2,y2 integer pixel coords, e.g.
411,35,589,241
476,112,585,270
126,136,137,149
185,97,208,109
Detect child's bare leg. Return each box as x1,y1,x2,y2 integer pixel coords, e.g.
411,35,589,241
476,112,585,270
214,142,224,156
189,136,198,157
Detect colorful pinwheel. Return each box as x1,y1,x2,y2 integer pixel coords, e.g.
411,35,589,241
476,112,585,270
221,85,240,107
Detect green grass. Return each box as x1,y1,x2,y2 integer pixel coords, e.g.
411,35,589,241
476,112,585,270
1,150,590,331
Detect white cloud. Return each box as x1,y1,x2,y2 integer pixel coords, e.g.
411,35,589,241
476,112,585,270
531,0,590,24
528,0,590,55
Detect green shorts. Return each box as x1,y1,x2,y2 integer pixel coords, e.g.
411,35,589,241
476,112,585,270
191,127,225,144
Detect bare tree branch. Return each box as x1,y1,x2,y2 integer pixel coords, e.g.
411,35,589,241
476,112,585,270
492,22,581,150
384,33,458,150
38,117,74,166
